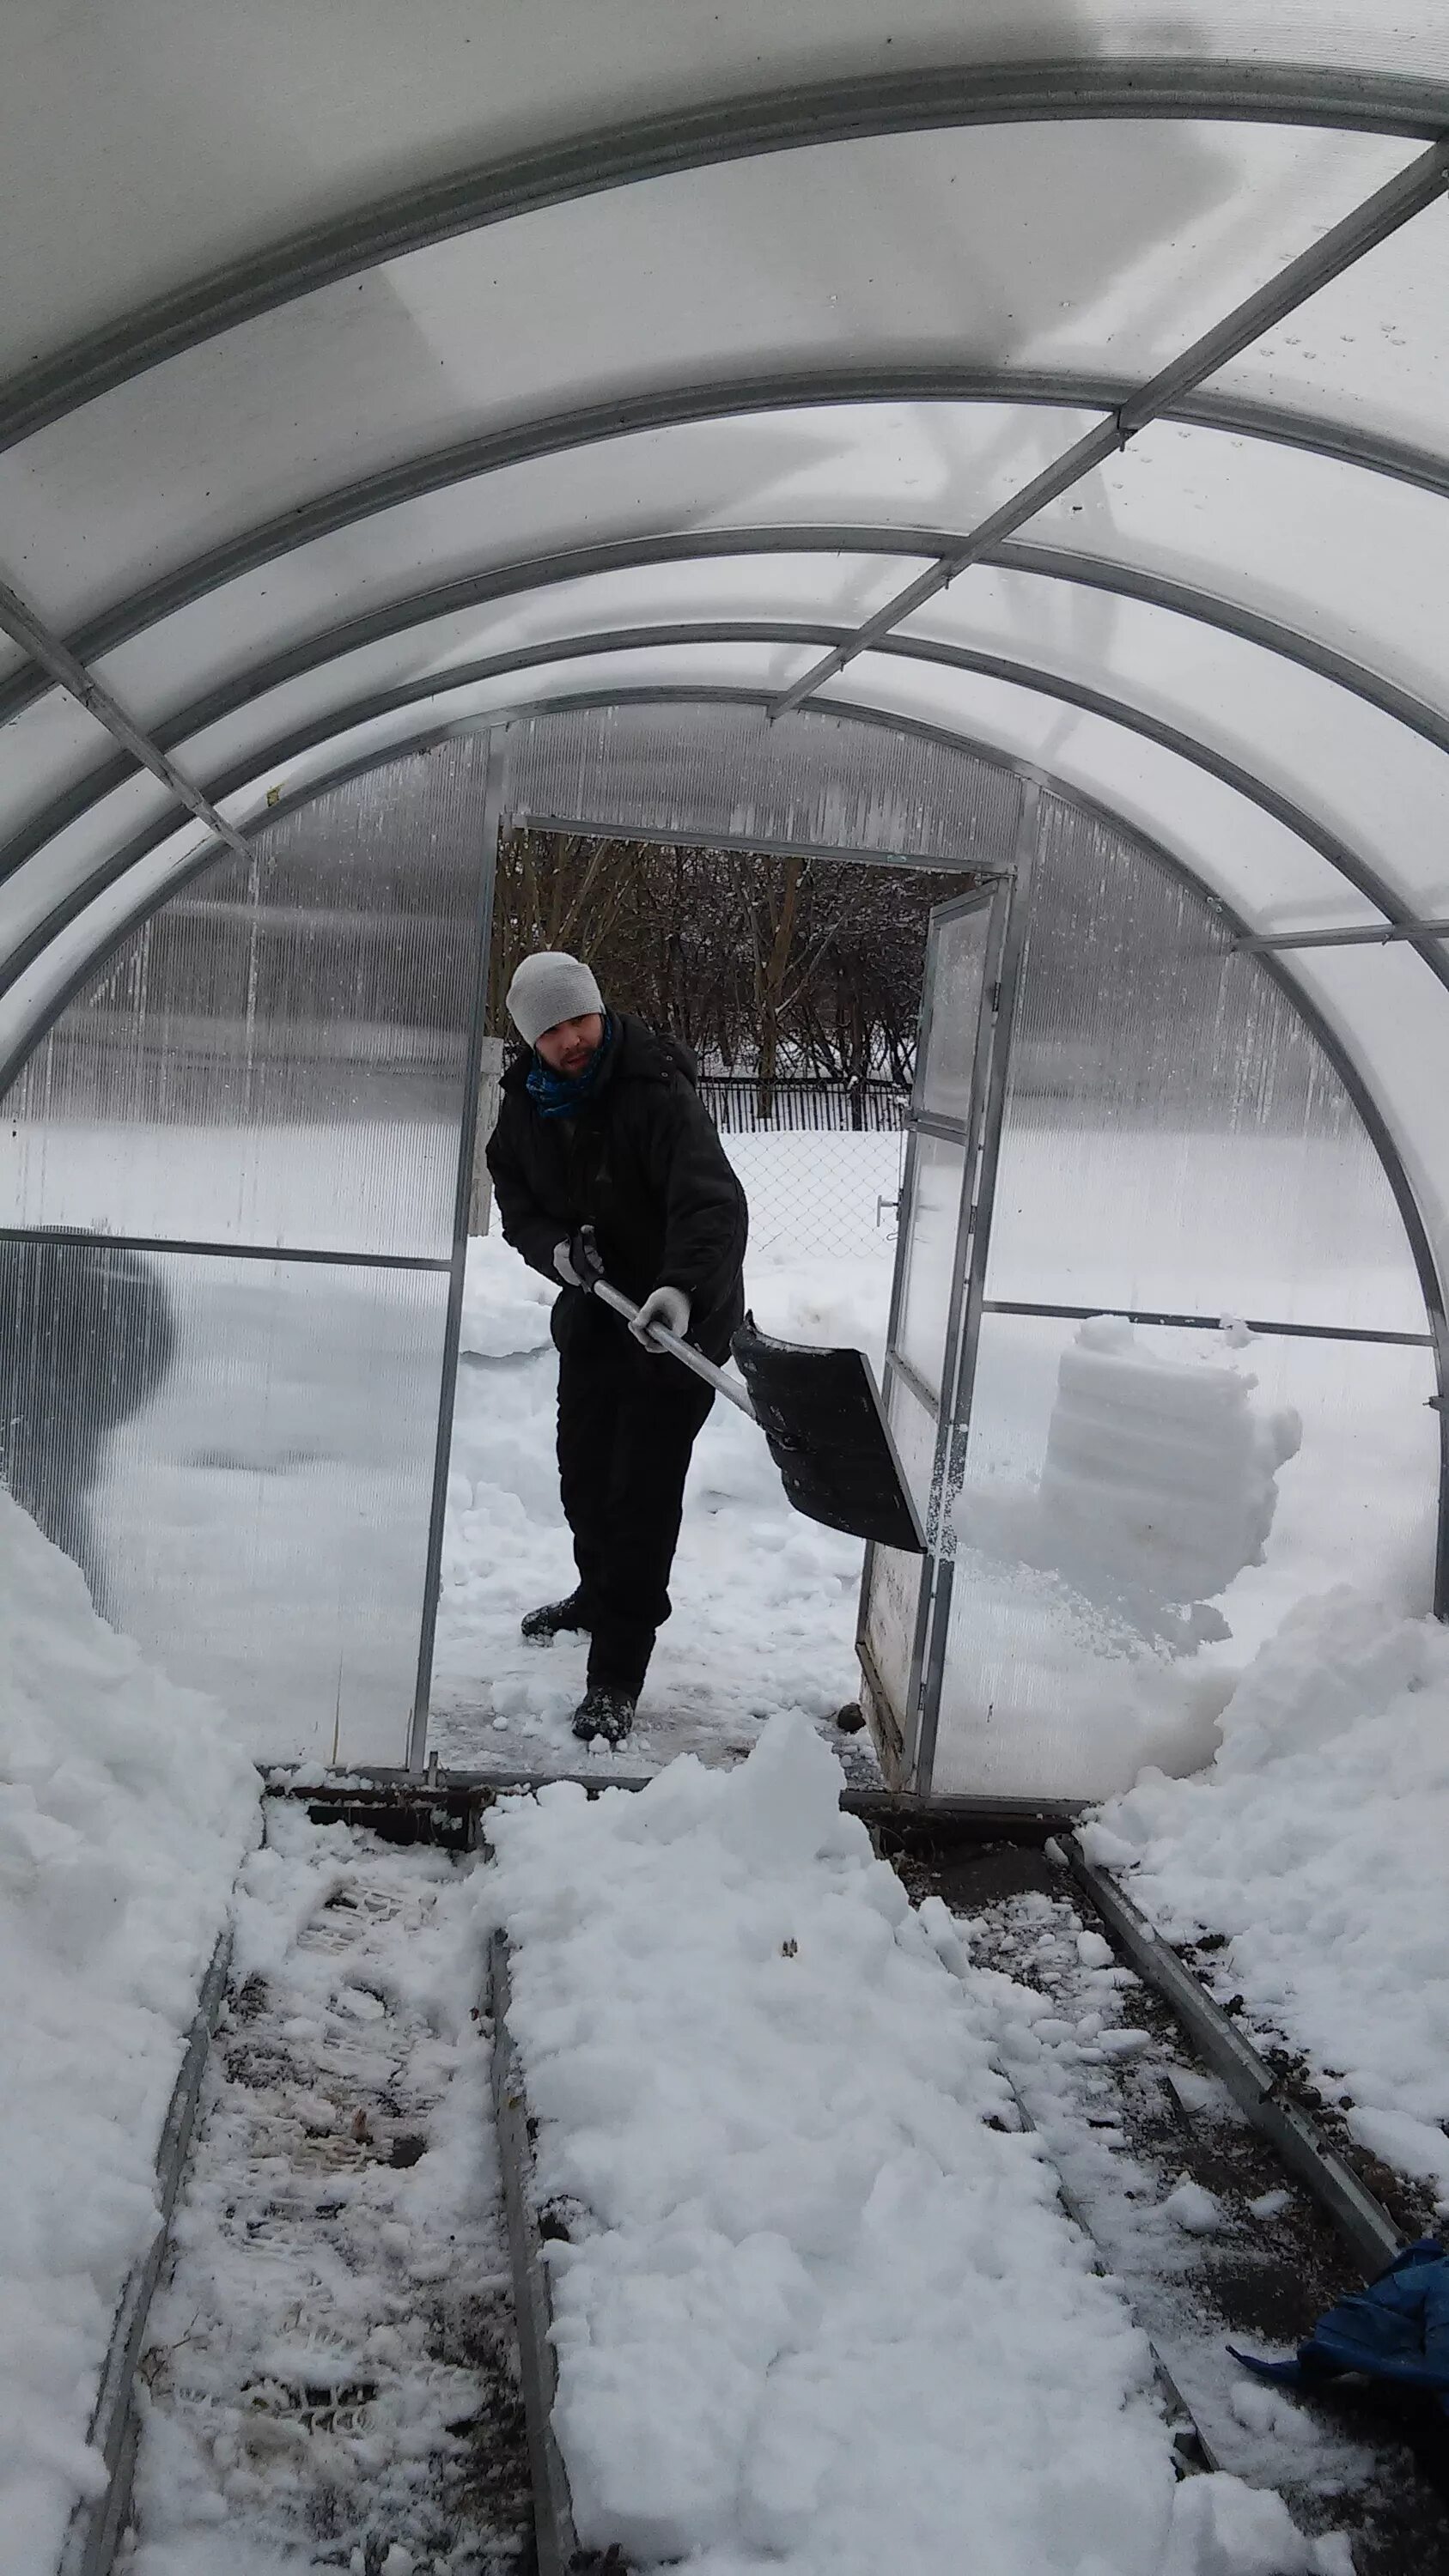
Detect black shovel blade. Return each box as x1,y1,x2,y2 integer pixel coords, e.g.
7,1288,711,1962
730,1316,926,1554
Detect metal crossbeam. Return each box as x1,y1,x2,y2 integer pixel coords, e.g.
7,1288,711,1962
1237,920,1449,950
0,574,247,860
768,137,1449,720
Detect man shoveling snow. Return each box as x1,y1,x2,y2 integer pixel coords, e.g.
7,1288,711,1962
486,950,748,1747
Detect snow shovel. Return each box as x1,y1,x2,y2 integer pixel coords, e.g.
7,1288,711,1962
591,1276,926,1554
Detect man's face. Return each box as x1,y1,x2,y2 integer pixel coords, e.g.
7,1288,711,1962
535,1012,605,1076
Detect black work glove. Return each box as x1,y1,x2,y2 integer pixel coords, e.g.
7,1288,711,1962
553,1225,605,1293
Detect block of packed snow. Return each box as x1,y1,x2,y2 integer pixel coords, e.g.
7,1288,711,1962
1039,1318,1301,1607
483,1716,1327,2574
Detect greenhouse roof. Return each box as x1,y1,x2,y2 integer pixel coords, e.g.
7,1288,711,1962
3,1,1449,1282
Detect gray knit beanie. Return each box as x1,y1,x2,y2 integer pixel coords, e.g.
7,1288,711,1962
505,951,605,1048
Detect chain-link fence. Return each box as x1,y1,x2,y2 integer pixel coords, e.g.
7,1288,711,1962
715,1084,909,1266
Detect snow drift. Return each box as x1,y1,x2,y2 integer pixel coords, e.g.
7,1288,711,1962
0,1490,259,2576
1088,1588,1449,2212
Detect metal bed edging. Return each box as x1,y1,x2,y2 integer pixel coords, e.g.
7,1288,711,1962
57,1930,233,2576
488,1929,588,2576
1055,1835,1405,2277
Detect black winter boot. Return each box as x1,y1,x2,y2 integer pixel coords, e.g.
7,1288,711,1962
521,1589,591,1643
571,1685,636,1745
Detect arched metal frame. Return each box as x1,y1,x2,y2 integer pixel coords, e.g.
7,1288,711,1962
6,58,1449,453
8,680,1445,1639
3,48,1448,1644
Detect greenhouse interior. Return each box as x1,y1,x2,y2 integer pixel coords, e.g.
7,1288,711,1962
4,7,1449,2574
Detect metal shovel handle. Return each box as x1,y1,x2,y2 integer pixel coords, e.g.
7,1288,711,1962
592,1277,755,1417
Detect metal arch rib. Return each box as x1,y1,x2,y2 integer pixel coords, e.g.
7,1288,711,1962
4,672,1444,1611
3,58,1449,458
3,616,1446,1010
770,136,1449,718
4,369,1449,748
5,520,1447,904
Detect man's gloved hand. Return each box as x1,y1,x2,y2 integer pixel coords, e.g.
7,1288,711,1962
553,1227,604,1292
630,1284,691,1352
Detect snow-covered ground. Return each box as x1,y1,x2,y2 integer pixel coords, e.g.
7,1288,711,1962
0,1492,259,2576
484,1716,1351,2576
1087,1589,1449,2221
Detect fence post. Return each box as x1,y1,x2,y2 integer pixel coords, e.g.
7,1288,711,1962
467,1036,508,1236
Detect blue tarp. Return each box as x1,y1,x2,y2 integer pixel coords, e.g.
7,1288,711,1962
1232,2239,1449,2415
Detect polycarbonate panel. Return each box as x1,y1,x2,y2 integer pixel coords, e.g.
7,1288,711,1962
821,650,1385,933
860,1365,937,1756
92,404,1102,732
1284,938,1449,1304
984,798,1428,1330
120,553,932,798
1024,426,1449,720
3,118,1397,640
499,698,1023,866
919,897,995,1120
0,762,182,961
896,1133,968,1400
904,568,1449,919
0,1237,448,1765
0,688,128,852
0,738,487,1255
1212,206,1449,462
9,3,1449,388
931,1308,1440,1800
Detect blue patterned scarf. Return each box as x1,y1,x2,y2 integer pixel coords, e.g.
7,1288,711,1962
526,1013,613,1119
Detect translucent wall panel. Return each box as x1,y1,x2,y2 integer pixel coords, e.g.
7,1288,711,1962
500,699,1023,867
920,900,998,1121
1024,427,1449,720
0,1239,450,1765
931,1310,1440,1800
896,1133,967,1400
0,735,490,1766
921,794,1439,1799
985,799,1428,1330
0,740,486,1255
904,568,1449,920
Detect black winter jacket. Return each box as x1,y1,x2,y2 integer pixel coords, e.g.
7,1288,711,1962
486,1014,748,1361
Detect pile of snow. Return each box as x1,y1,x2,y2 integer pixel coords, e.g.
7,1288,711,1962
484,1716,1336,2573
0,1492,259,2576
458,1231,557,1359
435,1233,879,1770
1087,1589,1449,2211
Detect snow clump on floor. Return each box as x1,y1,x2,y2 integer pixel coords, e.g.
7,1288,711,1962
484,1712,1338,2574
1087,1586,1449,2211
0,1492,259,2576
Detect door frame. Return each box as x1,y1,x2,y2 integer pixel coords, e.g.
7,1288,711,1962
857,781,1040,1792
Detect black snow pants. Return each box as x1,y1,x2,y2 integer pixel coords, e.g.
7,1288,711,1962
553,1290,715,1699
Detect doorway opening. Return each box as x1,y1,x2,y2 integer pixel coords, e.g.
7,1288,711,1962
429,824,983,1776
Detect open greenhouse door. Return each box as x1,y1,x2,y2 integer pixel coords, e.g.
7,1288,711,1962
855,870,1019,1789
